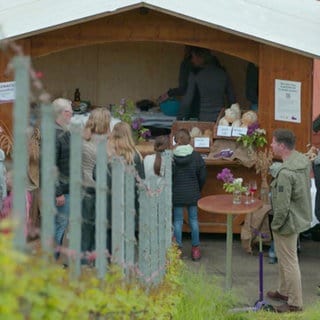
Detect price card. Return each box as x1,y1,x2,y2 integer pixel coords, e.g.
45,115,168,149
194,137,210,148
232,127,248,137
217,125,232,137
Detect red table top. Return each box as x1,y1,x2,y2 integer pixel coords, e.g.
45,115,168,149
198,194,263,215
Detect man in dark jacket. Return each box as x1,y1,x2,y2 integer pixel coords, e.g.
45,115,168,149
178,47,236,122
52,98,72,249
172,128,206,261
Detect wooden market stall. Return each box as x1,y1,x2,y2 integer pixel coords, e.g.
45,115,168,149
0,2,319,233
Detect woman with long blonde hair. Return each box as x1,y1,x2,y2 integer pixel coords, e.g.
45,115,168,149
82,108,111,187
82,107,111,187
107,122,144,176
81,107,111,259
107,122,145,235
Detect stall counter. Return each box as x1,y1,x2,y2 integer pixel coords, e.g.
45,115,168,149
137,140,259,234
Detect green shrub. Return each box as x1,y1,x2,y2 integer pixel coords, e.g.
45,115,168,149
0,232,183,319
1,231,320,320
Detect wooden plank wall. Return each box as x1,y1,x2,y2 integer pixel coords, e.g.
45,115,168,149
259,45,313,152
312,59,320,147
30,9,259,64
32,42,184,106
0,8,315,152
31,42,250,109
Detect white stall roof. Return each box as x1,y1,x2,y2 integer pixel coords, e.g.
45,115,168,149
1,0,320,58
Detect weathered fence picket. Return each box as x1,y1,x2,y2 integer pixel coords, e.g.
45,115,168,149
12,56,29,251
0,150,6,209
68,124,82,277
163,151,172,250
138,182,151,282
149,177,160,284
95,139,108,279
158,151,172,279
40,104,56,254
111,160,125,265
124,167,135,274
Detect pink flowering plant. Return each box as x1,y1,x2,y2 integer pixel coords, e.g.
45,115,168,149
216,168,246,193
113,98,151,142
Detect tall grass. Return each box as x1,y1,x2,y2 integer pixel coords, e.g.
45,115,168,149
173,266,250,320
172,265,320,320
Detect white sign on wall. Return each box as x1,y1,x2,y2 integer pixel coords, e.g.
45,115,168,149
0,81,15,104
275,79,301,123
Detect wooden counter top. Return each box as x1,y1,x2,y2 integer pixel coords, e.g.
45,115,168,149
136,141,248,168
204,158,243,166
137,141,259,234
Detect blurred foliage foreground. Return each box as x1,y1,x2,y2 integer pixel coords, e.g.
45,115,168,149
1,227,320,320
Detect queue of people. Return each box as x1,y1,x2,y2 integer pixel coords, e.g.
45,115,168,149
51,98,206,263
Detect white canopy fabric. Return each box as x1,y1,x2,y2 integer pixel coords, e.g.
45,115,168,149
1,0,320,58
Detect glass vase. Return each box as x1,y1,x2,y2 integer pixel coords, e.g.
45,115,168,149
232,190,242,205
260,177,270,204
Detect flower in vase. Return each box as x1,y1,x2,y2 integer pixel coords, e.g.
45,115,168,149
217,168,246,193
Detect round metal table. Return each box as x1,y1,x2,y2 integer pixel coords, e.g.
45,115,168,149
198,194,263,291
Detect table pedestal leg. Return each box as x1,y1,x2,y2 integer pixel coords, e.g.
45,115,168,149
226,214,233,291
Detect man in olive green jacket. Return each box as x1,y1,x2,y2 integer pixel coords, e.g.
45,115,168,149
267,129,312,313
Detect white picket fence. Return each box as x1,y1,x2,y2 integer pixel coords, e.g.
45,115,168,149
11,56,172,285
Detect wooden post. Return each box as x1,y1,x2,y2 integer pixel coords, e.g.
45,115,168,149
95,138,107,279
0,150,6,209
111,159,125,266
226,214,233,291
124,165,135,275
163,151,172,250
68,123,82,277
12,56,29,251
157,151,172,281
149,176,160,285
40,103,56,253
158,179,166,280
138,182,151,283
